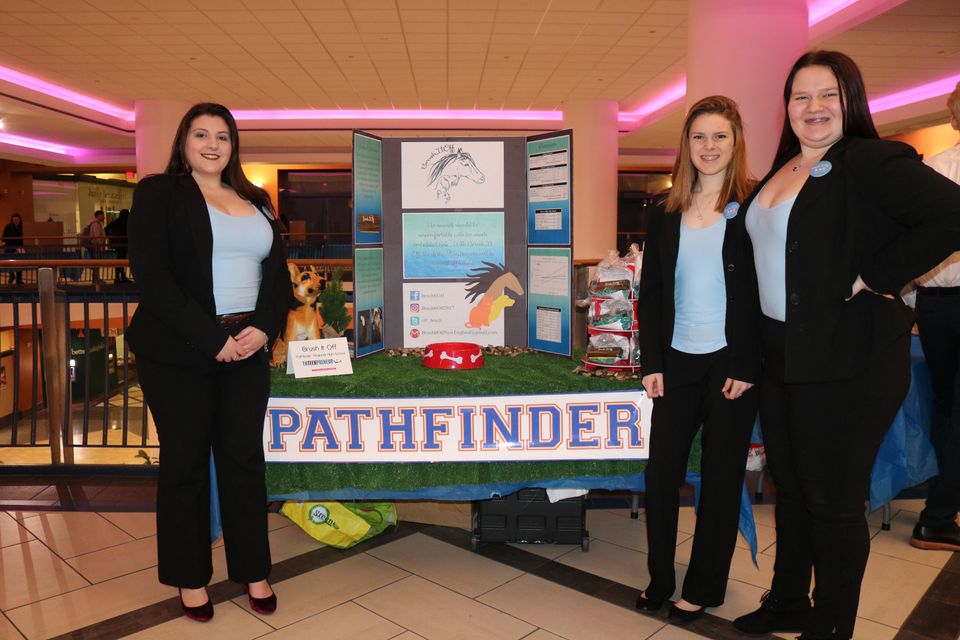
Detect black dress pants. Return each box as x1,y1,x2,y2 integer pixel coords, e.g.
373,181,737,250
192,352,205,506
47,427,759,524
916,293,960,527
137,355,272,588
644,347,758,606
760,317,909,639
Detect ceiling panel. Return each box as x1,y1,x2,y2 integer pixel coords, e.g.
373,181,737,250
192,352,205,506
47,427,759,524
0,0,956,163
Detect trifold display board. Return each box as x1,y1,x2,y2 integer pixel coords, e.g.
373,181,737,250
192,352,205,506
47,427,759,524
352,130,573,358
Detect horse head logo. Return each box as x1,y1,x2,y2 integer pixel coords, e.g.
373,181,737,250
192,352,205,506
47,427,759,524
464,262,524,329
428,147,485,203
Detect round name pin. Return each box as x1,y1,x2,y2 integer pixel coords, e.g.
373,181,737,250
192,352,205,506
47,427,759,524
810,161,832,177
723,202,740,219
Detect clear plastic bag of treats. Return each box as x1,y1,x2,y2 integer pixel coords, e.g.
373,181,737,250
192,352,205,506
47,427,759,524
590,249,633,299
623,243,643,299
589,297,634,330
587,332,631,365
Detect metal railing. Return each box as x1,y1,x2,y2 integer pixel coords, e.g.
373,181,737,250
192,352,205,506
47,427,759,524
0,258,351,467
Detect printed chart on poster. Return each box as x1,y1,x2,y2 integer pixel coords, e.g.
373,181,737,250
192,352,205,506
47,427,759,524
402,282,505,348
402,212,505,279
353,133,383,245
401,141,505,209
354,248,385,357
527,247,572,356
527,133,571,245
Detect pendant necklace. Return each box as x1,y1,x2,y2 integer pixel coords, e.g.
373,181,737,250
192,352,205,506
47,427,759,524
792,152,825,173
694,195,704,222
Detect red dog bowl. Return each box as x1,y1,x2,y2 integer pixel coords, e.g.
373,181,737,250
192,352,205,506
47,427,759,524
422,342,485,370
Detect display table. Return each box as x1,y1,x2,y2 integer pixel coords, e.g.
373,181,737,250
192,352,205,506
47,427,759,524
265,351,655,502
253,351,765,555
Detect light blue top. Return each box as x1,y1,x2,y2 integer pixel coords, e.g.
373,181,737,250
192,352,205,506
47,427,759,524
671,218,728,354
745,191,796,322
208,204,273,315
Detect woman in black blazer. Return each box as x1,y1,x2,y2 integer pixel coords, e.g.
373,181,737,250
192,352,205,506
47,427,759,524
635,96,760,623
127,103,292,622
732,51,960,640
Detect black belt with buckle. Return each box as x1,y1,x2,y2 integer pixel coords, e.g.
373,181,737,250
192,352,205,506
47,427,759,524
216,311,255,333
917,286,960,297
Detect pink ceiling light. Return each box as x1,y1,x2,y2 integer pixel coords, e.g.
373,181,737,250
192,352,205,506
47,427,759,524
0,64,134,123
233,108,563,122
808,0,866,25
620,79,687,122
869,73,960,114
0,131,79,156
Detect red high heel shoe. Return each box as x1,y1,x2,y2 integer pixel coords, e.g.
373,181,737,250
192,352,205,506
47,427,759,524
179,589,214,622
244,583,277,615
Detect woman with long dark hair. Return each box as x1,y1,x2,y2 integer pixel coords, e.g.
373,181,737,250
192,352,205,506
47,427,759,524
636,95,760,623
127,103,292,622
733,51,960,640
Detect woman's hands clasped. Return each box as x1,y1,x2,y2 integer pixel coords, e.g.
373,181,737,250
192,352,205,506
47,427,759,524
643,373,752,400
722,378,753,400
215,326,269,362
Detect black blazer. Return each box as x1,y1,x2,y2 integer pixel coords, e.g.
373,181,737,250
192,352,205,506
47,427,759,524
740,136,960,383
637,198,762,384
126,173,292,369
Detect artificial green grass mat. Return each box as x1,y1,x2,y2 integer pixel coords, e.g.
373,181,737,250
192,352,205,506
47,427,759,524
268,350,639,398
265,351,701,496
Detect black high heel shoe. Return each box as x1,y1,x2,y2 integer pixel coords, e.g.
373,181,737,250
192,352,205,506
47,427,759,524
635,591,664,613
244,583,277,615
179,589,214,623
668,602,704,624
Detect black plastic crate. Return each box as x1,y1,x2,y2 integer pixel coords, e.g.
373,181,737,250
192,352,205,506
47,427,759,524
472,488,589,551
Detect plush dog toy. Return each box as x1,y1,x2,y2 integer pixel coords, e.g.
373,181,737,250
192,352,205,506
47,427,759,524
270,263,325,367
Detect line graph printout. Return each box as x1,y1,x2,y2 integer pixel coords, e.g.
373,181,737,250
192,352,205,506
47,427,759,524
527,247,572,355
529,254,569,297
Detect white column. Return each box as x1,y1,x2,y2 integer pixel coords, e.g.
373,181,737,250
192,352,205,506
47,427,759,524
561,100,619,261
134,100,192,178
687,0,808,176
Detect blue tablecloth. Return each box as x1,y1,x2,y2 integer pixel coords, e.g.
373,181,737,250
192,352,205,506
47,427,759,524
211,462,760,560
869,335,939,511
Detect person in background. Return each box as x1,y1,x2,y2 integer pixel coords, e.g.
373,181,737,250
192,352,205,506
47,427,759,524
127,103,292,623
733,51,960,640
105,208,130,283
907,81,960,553
83,210,106,282
2,212,24,284
635,95,760,624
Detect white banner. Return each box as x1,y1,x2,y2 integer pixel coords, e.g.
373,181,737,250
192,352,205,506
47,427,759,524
264,390,650,463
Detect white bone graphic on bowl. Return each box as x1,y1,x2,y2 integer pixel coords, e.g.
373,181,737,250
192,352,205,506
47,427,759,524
470,352,482,363
440,351,463,365
425,349,434,359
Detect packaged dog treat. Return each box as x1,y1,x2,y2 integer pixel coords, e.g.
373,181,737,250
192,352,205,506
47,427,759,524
591,250,633,298
589,298,633,330
587,332,631,364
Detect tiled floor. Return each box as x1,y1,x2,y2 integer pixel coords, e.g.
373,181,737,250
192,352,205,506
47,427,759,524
0,493,956,640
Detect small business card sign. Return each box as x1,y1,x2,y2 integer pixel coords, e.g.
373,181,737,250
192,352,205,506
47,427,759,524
287,338,353,378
